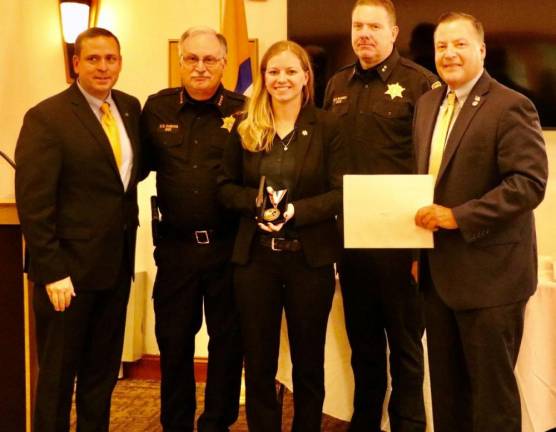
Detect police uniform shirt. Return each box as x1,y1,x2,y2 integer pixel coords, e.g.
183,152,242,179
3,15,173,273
141,85,246,232
324,49,439,174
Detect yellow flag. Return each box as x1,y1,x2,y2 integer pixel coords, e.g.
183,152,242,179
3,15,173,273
221,0,253,94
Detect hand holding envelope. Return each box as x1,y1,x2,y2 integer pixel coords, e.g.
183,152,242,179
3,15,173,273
414,204,458,231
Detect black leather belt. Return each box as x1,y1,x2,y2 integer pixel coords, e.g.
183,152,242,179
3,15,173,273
259,236,302,252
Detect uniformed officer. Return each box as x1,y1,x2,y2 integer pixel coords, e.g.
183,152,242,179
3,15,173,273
323,1,440,431
141,26,245,432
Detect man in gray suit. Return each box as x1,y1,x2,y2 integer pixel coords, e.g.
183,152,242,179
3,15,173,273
413,12,548,432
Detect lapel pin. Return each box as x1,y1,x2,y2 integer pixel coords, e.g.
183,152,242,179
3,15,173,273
302,130,308,136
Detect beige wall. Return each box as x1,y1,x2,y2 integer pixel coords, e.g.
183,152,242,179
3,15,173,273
0,0,287,356
2,0,555,358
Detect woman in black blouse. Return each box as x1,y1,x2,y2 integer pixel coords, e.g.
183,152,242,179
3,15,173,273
218,40,346,432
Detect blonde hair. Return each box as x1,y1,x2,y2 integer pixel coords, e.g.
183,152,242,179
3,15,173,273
238,40,314,152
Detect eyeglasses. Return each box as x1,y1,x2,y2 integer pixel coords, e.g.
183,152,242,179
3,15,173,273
180,54,223,68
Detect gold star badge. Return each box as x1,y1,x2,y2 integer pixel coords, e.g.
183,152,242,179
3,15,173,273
385,82,405,100
221,115,236,132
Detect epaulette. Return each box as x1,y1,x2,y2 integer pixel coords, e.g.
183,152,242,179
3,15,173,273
148,87,181,100
222,88,247,104
399,57,441,88
331,62,356,76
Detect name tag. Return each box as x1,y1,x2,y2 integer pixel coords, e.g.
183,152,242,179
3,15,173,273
159,123,179,132
333,95,348,105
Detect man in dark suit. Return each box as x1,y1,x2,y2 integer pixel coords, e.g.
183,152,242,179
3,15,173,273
15,27,141,432
413,12,548,432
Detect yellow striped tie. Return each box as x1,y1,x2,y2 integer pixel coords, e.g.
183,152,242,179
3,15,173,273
428,91,456,179
100,102,122,168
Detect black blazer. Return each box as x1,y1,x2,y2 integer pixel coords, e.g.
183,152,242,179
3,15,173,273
218,105,347,267
15,83,142,291
414,72,548,310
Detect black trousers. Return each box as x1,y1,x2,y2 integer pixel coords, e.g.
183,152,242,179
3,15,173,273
423,268,526,432
33,264,131,432
153,236,242,432
338,249,425,432
234,242,335,432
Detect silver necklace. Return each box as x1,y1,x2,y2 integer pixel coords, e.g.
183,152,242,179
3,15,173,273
279,130,296,151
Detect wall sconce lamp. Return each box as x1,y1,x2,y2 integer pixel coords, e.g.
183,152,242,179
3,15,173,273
59,0,99,83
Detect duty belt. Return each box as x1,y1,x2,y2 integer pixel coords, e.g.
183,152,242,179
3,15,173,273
159,222,219,245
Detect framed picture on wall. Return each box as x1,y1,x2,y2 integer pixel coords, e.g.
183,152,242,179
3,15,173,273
168,39,259,88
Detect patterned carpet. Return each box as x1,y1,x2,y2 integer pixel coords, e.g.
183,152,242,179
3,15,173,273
70,379,350,431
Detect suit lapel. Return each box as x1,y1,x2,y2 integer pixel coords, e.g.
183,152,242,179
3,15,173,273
292,105,316,189
418,89,445,174
436,72,491,183
68,83,123,186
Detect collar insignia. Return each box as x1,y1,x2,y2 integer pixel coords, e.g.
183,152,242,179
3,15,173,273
221,115,236,132
385,82,405,99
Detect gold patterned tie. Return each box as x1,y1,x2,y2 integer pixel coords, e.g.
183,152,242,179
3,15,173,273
428,91,456,179
100,102,122,168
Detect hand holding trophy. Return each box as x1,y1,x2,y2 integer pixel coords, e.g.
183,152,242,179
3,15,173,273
256,176,295,232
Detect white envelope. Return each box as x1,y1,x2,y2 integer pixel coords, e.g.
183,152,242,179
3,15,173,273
343,174,434,249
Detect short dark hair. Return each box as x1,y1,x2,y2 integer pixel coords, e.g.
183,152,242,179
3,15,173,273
436,12,485,43
74,27,121,57
352,0,397,26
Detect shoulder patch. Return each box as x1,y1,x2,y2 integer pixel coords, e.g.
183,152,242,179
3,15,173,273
431,81,442,89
